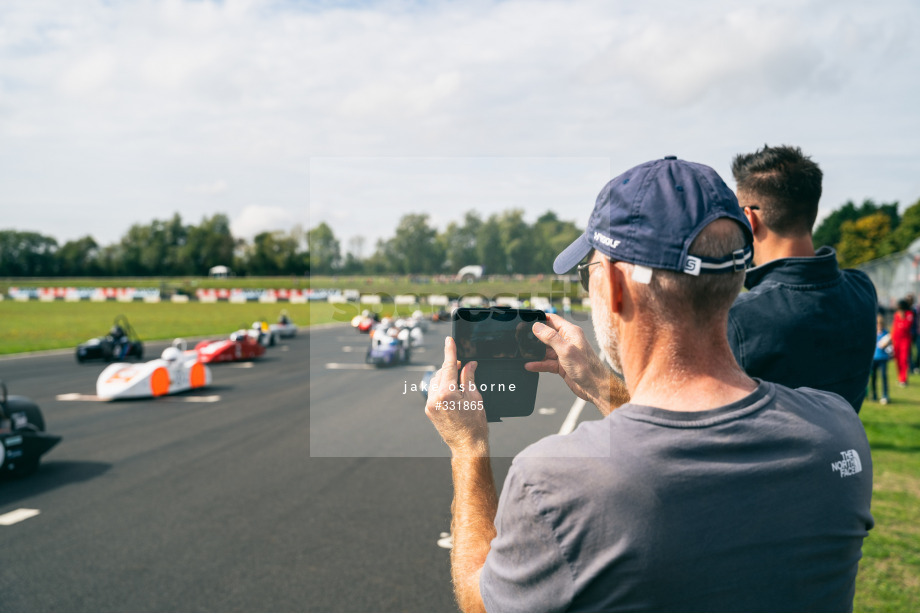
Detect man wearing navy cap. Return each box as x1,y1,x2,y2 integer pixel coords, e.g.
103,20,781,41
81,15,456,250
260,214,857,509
424,156,873,612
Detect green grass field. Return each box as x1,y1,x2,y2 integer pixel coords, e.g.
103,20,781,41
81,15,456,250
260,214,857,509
0,301,316,354
0,297,916,610
855,367,920,612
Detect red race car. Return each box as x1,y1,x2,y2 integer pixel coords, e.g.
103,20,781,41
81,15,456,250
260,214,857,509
194,329,267,364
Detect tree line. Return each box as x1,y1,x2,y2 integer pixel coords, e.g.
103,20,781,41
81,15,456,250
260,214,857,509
2,197,917,278
0,214,309,277
0,209,582,278
813,197,920,268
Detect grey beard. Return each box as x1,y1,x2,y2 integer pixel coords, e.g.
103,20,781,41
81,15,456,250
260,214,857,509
590,297,624,378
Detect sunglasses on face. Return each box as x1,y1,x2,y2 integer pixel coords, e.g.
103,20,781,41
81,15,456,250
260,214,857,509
577,261,602,292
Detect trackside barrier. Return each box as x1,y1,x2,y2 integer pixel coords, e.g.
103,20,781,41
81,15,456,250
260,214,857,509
3,287,539,306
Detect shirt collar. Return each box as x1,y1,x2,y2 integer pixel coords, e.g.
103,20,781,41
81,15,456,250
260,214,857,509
744,245,841,290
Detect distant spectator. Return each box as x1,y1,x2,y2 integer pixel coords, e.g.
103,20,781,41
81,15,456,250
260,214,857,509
728,145,877,412
872,314,892,405
892,298,914,387
907,293,919,374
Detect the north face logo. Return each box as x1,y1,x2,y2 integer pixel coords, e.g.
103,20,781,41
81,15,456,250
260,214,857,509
831,450,863,477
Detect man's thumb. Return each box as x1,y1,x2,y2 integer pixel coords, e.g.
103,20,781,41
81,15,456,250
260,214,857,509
532,321,556,341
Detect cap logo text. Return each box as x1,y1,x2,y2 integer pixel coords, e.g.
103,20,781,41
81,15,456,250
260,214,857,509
593,232,620,249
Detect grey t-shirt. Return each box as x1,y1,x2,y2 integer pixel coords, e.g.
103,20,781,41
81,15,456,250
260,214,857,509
480,382,874,612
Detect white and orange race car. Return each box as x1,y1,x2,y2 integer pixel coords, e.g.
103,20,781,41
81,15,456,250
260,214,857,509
96,339,212,400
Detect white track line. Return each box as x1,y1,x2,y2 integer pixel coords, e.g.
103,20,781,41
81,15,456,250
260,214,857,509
56,393,221,403
0,508,40,526
558,398,586,435
56,393,103,401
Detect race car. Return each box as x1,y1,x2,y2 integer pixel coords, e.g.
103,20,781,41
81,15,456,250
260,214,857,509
351,310,380,333
394,317,425,348
251,320,277,347
270,310,298,339
194,328,267,364
76,315,144,363
0,381,61,478
365,326,411,367
96,340,212,400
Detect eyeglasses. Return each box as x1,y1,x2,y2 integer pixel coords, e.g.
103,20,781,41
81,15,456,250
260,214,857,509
577,261,602,292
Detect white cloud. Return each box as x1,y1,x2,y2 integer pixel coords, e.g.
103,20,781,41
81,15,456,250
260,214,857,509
0,0,918,246
188,180,228,196
231,204,300,240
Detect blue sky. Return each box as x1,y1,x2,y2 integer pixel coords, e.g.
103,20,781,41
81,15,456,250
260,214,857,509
1,0,918,253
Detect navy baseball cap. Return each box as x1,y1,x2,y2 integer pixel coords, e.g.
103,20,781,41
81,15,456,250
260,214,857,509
553,156,754,277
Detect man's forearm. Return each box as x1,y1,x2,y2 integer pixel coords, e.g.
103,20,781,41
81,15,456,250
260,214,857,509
450,451,498,613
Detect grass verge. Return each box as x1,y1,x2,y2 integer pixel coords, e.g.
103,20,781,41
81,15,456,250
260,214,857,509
854,361,920,612
1,301,314,354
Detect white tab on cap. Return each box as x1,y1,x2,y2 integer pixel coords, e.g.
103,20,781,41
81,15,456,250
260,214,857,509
683,256,702,276
632,264,653,284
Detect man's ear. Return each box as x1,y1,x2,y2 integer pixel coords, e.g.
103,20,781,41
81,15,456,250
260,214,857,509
744,207,759,235
606,261,626,314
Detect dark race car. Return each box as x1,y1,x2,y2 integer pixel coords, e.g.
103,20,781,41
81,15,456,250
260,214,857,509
0,381,61,478
76,315,144,363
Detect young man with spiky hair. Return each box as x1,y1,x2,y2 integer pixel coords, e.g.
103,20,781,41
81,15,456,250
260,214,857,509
728,145,877,412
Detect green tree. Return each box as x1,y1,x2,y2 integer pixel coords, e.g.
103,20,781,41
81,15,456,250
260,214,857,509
497,209,536,274
532,211,581,273
183,214,236,275
888,198,920,253
247,231,302,275
57,235,100,276
118,214,188,275
389,214,444,274
477,215,505,275
837,212,892,268
814,199,899,249
0,230,58,276
365,238,398,274
440,211,482,272
307,223,342,275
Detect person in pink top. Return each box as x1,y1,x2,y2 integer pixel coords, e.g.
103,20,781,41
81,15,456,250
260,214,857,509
892,298,914,386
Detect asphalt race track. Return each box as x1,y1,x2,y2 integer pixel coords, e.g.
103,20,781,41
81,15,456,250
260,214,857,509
0,317,603,612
